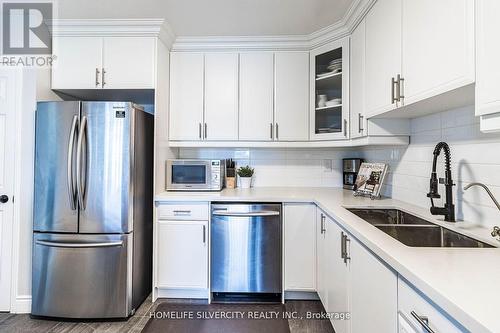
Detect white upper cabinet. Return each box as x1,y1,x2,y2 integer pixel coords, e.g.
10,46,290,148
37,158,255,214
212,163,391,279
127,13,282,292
476,0,500,117
102,37,156,89
310,38,350,141
350,19,367,139
169,52,204,141
52,36,156,90
284,204,316,291
204,53,239,141
52,36,103,90
275,52,310,141
402,0,474,105
239,53,274,141
365,0,402,117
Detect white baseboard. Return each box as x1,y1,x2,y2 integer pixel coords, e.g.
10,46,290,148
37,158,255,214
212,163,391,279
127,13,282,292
11,295,31,314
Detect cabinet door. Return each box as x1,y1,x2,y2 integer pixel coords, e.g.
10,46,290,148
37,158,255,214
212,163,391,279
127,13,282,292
316,209,328,305
102,37,155,89
239,53,274,141
476,0,500,116
204,53,239,140
275,52,310,141
350,19,367,139
365,0,402,117
402,0,474,106
284,204,316,291
169,53,204,141
350,237,397,333
157,221,208,289
324,217,350,333
51,36,102,90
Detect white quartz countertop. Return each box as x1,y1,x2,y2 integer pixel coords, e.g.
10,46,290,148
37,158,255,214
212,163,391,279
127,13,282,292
155,187,500,333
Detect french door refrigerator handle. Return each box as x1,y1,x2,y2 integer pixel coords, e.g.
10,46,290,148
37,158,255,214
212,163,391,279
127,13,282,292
67,115,78,210
76,116,88,210
36,240,123,248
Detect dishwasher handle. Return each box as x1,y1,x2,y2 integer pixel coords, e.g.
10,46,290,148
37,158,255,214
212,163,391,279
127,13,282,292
212,210,280,217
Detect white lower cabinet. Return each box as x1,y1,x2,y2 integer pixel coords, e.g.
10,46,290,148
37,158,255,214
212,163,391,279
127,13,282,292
284,204,316,291
398,279,465,333
157,220,208,289
316,208,397,333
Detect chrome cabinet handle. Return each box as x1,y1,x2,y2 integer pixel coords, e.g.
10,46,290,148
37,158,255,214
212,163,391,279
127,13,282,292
95,68,100,87
199,123,202,139
67,115,78,210
320,214,326,234
202,225,206,244
36,240,123,248
397,74,405,104
391,77,397,104
358,113,364,133
341,232,351,263
411,311,436,333
343,119,347,137
173,210,192,215
204,123,207,139
76,116,88,210
275,123,279,140
270,123,273,139
102,68,106,87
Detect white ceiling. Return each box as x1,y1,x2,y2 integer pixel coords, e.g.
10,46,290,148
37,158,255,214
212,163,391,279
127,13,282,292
56,0,354,36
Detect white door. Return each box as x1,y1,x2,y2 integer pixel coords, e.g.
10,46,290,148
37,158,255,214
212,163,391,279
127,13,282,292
204,53,239,141
350,237,398,333
476,0,500,116
102,37,156,89
0,70,16,311
350,19,367,138
157,221,208,289
51,36,103,89
365,0,402,117
275,52,310,141
284,204,316,291
402,0,474,106
324,218,350,333
239,53,274,141
169,52,205,141
316,209,328,305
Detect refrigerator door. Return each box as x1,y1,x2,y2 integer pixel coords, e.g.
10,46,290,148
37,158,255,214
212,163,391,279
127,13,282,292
78,102,133,233
34,101,80,233
32,233,132,318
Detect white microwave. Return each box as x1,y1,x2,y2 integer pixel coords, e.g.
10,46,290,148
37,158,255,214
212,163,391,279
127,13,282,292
166,159,225,191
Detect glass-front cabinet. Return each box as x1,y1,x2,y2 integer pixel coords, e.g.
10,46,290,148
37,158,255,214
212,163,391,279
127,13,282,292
310,37,350,140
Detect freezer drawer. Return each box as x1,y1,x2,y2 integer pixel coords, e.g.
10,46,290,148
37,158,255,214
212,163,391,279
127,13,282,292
32,233,132,319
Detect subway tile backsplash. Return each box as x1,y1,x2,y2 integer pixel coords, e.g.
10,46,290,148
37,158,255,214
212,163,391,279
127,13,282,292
179,105,500,228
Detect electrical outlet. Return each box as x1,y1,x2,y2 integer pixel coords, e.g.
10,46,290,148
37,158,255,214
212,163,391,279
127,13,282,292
323,159,334,173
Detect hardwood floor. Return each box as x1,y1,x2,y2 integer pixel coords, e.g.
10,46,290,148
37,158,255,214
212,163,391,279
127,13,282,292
0,298,335,333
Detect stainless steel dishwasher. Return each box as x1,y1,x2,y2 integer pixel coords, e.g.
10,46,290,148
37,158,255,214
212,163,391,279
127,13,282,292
211,203,282,302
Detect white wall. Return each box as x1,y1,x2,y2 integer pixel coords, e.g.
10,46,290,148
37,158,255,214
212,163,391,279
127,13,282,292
357,105,500,229
179,147,354,187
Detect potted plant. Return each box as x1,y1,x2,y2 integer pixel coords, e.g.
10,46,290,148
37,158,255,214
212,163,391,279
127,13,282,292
237,165,254,189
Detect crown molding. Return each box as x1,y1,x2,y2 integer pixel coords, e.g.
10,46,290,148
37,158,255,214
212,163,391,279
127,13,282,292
171,0,375,52
50,19,176,49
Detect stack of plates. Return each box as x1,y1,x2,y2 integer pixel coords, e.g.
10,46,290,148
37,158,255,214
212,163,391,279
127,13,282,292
325,98,342,107
316,58,343,78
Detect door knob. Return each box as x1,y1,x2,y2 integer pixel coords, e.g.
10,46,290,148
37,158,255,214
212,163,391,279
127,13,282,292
0,195,8,203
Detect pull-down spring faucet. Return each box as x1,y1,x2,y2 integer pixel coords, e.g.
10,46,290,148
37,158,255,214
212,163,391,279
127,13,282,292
427,142,455,222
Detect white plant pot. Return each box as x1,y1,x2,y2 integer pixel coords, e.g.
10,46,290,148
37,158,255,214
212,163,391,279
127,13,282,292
239,176,252,189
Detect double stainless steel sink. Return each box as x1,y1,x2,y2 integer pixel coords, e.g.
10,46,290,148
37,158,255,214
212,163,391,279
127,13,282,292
347,208,494,248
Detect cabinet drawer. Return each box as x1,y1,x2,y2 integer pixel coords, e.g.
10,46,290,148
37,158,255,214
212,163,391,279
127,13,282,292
398,279,465,333
157,203,209,221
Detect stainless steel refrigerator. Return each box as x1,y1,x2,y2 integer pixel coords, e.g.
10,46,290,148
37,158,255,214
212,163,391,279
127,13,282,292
32,101,154,319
